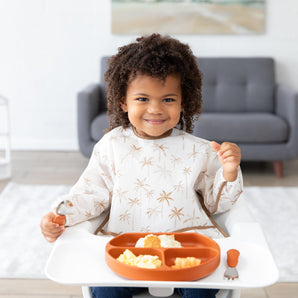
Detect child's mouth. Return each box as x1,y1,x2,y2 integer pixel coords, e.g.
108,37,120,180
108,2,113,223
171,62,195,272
145,119,165,125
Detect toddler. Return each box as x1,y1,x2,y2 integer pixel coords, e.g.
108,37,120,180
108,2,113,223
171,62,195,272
41,34,243,298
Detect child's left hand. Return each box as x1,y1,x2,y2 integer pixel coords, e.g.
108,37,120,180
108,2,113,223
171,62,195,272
211,141,241,182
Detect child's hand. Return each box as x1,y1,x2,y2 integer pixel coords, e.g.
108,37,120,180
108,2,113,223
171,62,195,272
40,211,65,243
211,141,241,182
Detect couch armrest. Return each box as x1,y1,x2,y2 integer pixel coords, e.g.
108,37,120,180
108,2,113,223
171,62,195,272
276,84,298,158
77,83,107,157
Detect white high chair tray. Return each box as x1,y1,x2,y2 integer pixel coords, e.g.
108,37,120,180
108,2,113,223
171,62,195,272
45,220,278,290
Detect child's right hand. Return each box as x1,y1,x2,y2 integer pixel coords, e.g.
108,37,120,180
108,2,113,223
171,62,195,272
40,211,65,243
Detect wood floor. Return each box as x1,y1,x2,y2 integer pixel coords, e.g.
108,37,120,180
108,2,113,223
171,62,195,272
1,151,298,298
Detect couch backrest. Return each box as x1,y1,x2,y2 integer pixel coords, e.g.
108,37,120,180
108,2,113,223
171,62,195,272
100,57,275,113
197,58,275,113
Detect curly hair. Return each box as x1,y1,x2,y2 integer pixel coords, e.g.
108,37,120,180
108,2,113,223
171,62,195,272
104,33,202,133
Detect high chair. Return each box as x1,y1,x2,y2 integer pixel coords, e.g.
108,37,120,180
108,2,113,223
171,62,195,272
45,197,278,298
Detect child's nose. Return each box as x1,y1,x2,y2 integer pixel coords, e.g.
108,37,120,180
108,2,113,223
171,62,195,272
147,102,162,114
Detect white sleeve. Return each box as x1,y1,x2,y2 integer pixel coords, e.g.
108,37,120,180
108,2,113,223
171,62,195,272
52,139,113,226
195,147,243,215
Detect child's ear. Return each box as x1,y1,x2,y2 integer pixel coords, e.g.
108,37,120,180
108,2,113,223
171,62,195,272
121,97,128,112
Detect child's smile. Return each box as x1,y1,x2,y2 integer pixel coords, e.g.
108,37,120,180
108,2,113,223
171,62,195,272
121,73,183,139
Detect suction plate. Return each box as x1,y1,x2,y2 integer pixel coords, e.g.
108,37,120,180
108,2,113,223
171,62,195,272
105,232,220,281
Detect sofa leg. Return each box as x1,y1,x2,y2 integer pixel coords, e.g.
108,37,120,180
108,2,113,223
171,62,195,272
273,161,283,178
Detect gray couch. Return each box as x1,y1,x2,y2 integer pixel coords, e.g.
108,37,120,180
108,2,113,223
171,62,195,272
78,57,298,177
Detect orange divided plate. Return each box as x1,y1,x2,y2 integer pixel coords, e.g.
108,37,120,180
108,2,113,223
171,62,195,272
105,232,220,281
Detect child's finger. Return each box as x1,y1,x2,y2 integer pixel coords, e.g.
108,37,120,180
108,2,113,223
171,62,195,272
221,149,239,159
50,227,65,236
41,218,57,231
45,236,58,243
211,141,221,152
222,156,239,163
49,224,65,235
221,149,240,160
42,228,64,239
219,143,241,156
222,142,240,151
218,142,234,153
40,213,64,233
41,224,65,238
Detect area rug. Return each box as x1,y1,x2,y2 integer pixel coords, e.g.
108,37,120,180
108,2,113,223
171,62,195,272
243,186,298,282
0,183,297,281
0,182,71,279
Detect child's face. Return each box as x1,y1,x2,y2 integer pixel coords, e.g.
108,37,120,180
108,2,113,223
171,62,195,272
121,73,183,138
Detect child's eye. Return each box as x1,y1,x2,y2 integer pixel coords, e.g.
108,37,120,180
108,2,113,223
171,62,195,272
163,98,175,102
136,97,148,102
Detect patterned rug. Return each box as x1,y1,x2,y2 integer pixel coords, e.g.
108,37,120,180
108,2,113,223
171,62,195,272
0,182,297,281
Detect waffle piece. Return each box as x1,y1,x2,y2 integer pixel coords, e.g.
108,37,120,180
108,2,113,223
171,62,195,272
143,235,161,248
172,257,201,269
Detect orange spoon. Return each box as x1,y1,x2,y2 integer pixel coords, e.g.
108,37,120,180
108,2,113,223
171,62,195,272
53,200,73,225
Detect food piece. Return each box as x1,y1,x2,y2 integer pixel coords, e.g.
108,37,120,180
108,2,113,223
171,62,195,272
135,234,182,248
171,257,201,269
135,254,162,269
117,249,162,269
135,234,161,248
117,249,136,266
143,234,161,248
158,234,182,248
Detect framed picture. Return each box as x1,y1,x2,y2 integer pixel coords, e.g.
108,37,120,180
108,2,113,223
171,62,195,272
111,0,265,35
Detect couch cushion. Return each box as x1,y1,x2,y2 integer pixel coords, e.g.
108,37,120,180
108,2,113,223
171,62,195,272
197,58,275,113
193,113,288,144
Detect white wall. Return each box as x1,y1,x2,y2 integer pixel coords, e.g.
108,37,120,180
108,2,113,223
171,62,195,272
0,0,297,151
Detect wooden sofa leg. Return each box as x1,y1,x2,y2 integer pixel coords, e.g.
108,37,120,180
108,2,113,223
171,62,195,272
273,161,283,178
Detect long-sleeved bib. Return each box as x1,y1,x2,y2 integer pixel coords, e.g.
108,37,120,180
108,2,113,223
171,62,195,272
54,127,243,238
